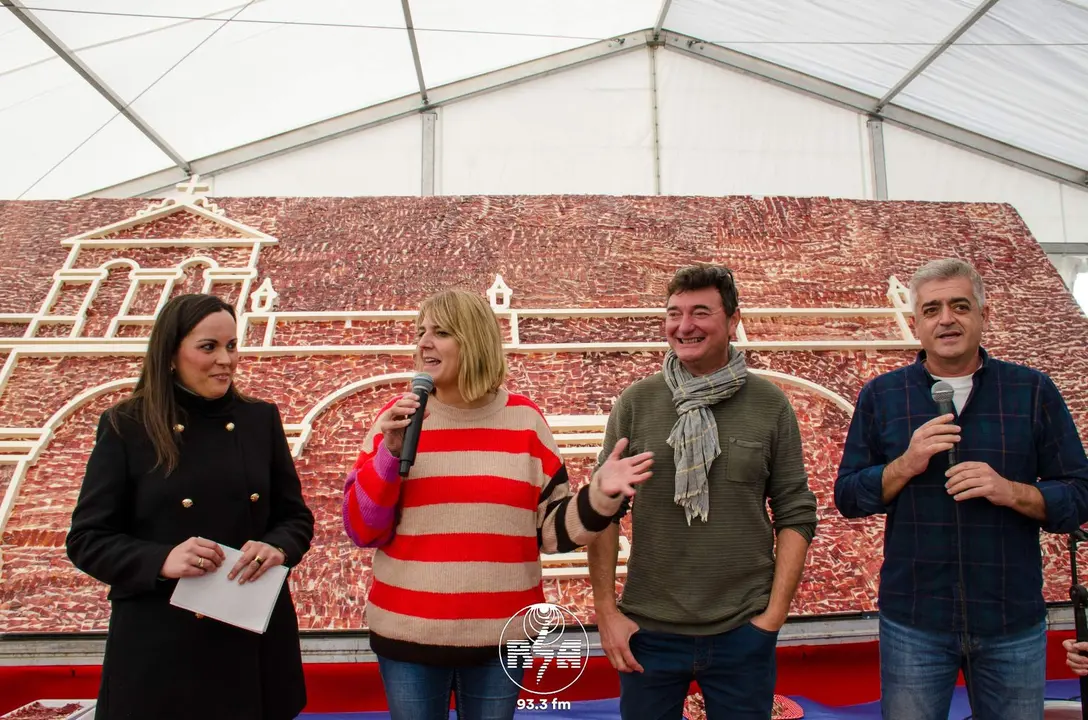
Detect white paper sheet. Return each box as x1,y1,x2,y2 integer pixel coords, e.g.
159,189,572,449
169,544,287,634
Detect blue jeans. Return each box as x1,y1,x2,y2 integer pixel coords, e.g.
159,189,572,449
377,656,524,720
879,613,1046,720
619,622,778,719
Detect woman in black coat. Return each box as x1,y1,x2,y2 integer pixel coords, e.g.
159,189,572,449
67,293,315,720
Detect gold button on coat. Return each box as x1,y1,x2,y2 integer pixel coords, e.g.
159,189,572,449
250,493,259,502
182,498,193,508
226,422,235,431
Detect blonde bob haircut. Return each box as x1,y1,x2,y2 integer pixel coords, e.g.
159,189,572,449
417,289,507,403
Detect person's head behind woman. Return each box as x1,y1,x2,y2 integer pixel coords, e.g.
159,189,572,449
416,289,506,406
116,293,243,474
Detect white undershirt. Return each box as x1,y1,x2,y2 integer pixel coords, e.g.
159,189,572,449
931,374,974,414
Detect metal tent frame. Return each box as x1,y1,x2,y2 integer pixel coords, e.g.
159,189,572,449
3,0,1086,208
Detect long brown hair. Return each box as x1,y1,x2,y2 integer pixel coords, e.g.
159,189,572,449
112,293,245,475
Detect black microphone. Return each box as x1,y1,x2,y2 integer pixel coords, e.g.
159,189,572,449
930,380,957,467
399,372,434,477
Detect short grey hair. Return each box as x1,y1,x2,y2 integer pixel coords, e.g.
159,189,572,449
909,258,986,311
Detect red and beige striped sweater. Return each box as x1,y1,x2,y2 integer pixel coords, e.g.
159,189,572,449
343,388,622,665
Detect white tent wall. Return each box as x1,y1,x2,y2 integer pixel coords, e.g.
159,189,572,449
883,123,1068,245
211,115,423,197
655,50,869,199
1051,256,1088,288
1065,184,1088,246
435,49,655,196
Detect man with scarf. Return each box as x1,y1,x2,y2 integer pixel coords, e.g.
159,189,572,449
587,264,818,719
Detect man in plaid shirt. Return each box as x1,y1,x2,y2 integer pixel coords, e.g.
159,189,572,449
835,258,1088,720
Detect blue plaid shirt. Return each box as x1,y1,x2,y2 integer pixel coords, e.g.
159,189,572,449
835,348,1088,636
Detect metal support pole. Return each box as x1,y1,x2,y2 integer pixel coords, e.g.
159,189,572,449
400,0,429,106
649,46,662,195
1068,529,1088,720
421,111,437,196
867,118,888,200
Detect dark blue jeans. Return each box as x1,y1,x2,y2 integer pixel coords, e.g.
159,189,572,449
377,655,524,720
879,613,1046,720
619,622,778,719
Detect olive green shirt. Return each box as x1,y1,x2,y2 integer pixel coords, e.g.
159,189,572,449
599,371,817,635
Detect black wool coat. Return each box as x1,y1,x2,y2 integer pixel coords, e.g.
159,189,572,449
66,386,315,720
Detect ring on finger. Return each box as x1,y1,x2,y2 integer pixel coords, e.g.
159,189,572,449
254,555,264,566
197,557,205,569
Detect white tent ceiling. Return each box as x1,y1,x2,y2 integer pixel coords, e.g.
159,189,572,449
1,0,1087,200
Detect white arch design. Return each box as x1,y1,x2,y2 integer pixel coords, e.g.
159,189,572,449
75,256,224,339
749,369,855,416
289,369,855,461
176,256,220,296
292,373,414,457
0,377,138,535
37,377,139,457
177,255,220,272
93,255,221,277
0,368,857,536
98,258,140,274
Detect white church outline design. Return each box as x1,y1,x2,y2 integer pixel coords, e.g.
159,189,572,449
0,177,922,579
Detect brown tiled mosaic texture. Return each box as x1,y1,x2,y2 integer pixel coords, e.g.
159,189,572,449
0,196,1085,633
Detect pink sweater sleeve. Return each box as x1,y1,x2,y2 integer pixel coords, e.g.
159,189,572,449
342,420,402,548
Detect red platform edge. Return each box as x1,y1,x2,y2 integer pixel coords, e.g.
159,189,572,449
0,630,1078,715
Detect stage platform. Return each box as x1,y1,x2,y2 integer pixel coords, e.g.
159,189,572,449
289,680,1087,719
1,658,1083,719
1,606,1083,717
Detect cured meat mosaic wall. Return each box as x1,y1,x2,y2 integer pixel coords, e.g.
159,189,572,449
0,194,1085,634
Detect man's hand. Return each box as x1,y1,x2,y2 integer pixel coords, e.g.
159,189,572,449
749,609,786,633
946,461,1047,522
898,414,961,478
597,609,644,673
1063,639,1088,676
945,462,1014,505
882,414,961,503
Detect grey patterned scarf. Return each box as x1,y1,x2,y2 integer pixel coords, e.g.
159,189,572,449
662,346,748,524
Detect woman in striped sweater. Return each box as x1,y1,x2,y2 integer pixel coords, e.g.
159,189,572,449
342,289,653,720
